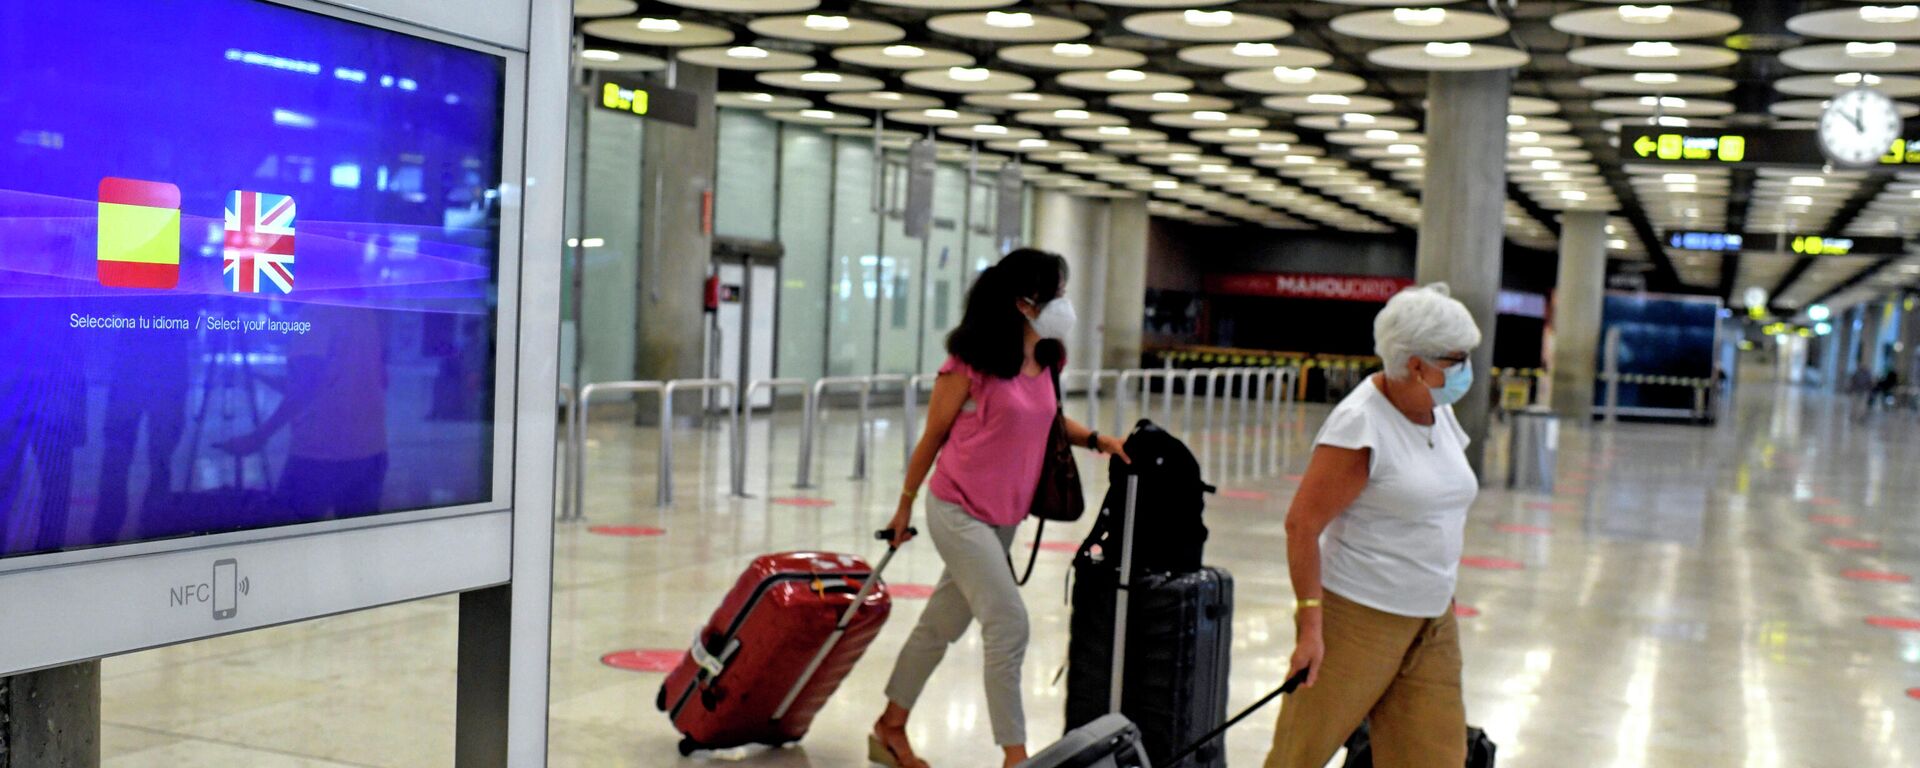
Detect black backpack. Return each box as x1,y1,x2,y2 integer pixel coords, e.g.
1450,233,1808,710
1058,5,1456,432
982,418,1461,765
1074,420,1213,578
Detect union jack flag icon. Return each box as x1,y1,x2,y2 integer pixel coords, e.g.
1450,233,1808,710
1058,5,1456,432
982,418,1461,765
223,190,295,294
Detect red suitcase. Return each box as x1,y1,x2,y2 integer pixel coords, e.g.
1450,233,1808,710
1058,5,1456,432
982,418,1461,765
657,530,909,755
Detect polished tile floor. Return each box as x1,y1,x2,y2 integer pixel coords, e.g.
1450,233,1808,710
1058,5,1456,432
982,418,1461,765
99,376,1920,766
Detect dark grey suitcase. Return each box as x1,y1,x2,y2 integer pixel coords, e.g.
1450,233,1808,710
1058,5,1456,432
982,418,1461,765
1065,474,1234,768
1018,714,1152,768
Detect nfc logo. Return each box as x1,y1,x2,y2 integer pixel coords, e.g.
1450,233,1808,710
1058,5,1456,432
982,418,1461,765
169,559,250,620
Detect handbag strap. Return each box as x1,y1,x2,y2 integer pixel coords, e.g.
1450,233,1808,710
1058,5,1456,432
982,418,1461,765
1012,363,1067,588
1011,518,1044,586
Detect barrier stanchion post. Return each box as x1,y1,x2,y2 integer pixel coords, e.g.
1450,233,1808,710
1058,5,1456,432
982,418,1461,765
741,378,808,498
797,381,820,489
1184,368,1204,437
853,376,878,480
1160,370,1175,428
1116,369,1144,435
570,381,664,521
907,373,936,468
1251,368,1266,475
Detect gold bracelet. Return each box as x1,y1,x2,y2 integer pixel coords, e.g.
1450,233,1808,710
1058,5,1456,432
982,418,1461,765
1295,598,1323,611
901,489,918,501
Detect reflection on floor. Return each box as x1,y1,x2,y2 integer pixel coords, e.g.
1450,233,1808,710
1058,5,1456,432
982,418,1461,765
100,382,1920,767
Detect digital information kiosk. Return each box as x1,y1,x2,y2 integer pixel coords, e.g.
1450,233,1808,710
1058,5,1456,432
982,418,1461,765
0,0,566,764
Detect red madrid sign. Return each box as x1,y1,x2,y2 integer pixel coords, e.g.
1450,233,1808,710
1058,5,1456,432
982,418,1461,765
1205,273,1415,302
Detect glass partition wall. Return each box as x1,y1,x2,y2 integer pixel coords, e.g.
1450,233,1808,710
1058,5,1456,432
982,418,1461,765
712,109,1030,380
560,106,1031,386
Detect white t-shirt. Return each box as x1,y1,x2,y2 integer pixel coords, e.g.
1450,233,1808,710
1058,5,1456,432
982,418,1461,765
1315,377,1480,618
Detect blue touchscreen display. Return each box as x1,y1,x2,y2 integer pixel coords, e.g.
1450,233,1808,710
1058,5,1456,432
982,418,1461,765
0,1,507,556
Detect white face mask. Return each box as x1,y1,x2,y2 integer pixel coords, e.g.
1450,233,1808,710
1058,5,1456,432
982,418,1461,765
1029,297,1076,340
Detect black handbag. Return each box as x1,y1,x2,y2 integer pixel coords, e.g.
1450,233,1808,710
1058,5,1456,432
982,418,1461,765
1014,363,1085,585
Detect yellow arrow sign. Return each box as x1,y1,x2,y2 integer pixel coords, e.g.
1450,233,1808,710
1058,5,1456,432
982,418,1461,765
1633,135,1657,157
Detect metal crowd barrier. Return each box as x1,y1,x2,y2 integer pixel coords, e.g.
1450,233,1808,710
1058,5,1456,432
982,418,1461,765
658,379,740,506
738,378,812,498
566,379,664,521
565,363,1307,521
863,374,910,480
906,373,938,466
797,376,874,488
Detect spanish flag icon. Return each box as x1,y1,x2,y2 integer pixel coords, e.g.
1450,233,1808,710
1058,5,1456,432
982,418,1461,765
96,177,181,289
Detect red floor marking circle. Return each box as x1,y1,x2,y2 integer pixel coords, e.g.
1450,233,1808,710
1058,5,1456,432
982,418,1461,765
590,525,665,537
1037,541,1080,553
1908,688,1920,701
1453,604,1481,618
1460,556,1524,571
890,583,936,599
602,649,682,672
1810,514,1856,527
1826,537,1880,551
1842,569,1912,584
1219,489,1270,501
1810,496,1842,507
771,497,835,508
1865,616,1920,631
1494,523,1552,535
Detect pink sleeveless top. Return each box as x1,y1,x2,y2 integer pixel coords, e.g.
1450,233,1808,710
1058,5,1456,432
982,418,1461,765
928,355,1058,527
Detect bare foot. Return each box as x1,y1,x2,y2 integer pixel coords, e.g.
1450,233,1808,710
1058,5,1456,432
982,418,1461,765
1001,745,1029,768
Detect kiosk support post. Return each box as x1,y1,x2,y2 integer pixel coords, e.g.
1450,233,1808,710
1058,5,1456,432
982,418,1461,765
0,661,100,768
456,585,512,768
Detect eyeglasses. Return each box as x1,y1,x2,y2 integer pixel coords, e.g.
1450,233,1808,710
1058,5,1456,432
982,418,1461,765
1430,353,1470,370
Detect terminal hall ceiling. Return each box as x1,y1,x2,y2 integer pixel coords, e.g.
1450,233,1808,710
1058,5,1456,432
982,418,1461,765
576,0,1920,308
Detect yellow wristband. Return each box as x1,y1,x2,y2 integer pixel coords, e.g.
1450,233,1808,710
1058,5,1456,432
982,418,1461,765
1295,598,1323,611
901,489,918,500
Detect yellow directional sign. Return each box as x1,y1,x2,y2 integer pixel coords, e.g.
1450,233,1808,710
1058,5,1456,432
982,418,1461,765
1634,134,1657,157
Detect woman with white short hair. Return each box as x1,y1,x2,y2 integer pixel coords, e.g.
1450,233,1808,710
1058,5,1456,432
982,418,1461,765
1265,283,1483,768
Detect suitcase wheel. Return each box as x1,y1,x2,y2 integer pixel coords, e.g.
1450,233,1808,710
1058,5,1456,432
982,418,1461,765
677,738,704,757
654,685,667,712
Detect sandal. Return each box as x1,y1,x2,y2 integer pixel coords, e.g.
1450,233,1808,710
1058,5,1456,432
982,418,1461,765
868,731,930,768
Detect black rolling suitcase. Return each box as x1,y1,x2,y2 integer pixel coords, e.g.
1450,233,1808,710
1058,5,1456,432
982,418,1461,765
1064,421,1232,768
1343,722,1498,767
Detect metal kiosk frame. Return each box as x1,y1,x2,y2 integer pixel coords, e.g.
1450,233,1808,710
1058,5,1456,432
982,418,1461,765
0,2,568,765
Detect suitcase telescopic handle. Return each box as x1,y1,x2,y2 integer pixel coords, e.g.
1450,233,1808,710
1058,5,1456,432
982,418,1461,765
874,526,918,546
1165,668,1312,765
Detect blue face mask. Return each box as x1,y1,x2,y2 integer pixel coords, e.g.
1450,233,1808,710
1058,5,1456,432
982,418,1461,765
1431,362,1473,407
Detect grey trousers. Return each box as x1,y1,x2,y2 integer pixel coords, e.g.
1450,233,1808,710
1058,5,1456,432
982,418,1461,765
883,495,1029,746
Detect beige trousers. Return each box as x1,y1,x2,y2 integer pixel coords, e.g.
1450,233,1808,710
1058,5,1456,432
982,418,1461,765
1264,590,1467,768
883,496,1028,746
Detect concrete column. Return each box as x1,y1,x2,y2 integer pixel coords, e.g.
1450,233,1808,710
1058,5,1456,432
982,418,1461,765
1898,294,1920,382
1857,303,1883,376
1549,211,1608,421
1415,69,1512,475
1102,197,1150,370
1830,311,1856,392
1821,325,1845,392
0,662,100,768
1030,190,1108,368
635,63,717,415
